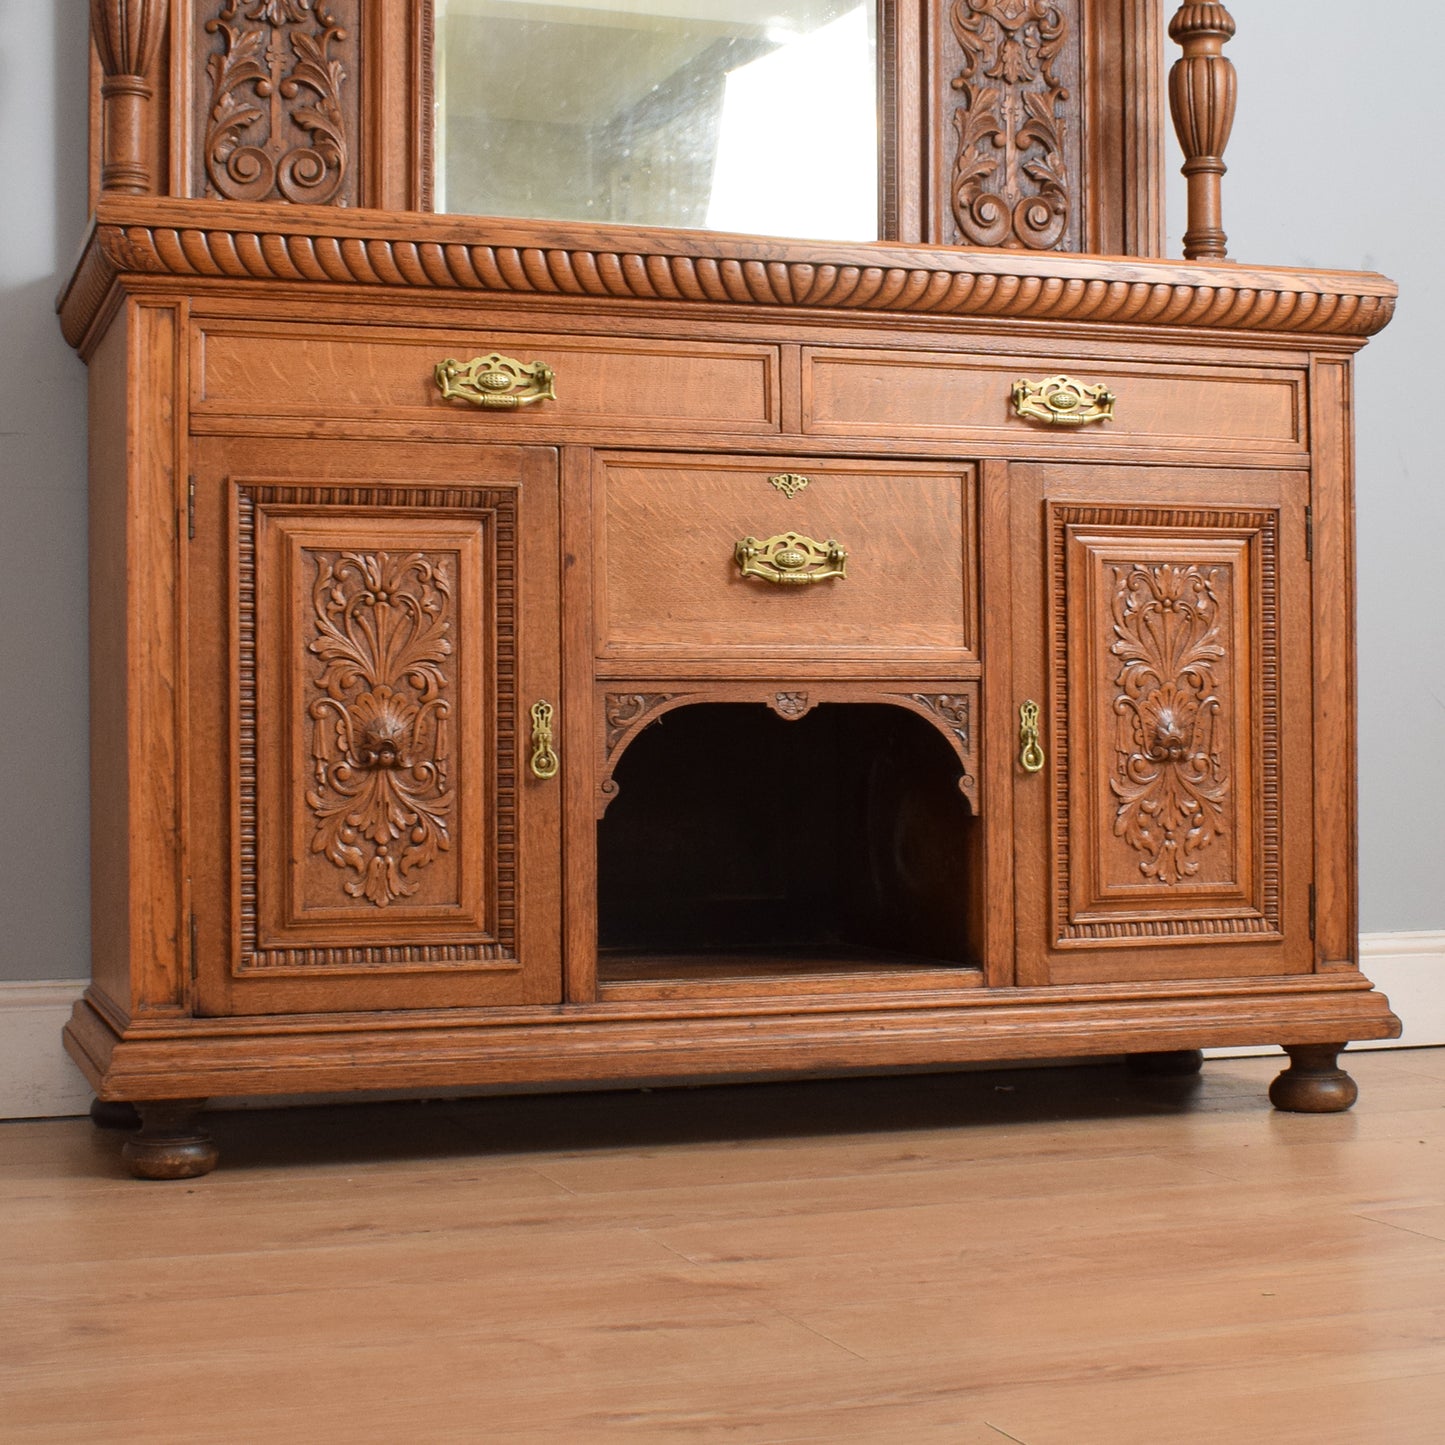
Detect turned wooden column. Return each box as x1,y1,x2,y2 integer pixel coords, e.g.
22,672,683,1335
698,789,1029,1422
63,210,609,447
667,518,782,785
90,0,168,194
1168,2,1237,261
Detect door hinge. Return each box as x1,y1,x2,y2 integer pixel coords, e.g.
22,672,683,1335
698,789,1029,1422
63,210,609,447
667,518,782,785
189,911,198,984
1308,884,1317,941
187,475,196,540
1305,504,1313,562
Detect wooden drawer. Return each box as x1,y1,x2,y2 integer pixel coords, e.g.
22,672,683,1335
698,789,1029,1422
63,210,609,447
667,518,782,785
803,348,1307,456
594,453,977,670
193,320,782,436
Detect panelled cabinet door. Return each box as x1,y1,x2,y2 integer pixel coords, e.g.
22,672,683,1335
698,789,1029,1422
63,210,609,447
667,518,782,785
189,438,562,1015
1010,464,1314,986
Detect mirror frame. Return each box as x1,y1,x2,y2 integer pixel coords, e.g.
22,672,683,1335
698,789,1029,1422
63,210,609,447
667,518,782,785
88,0,1164,256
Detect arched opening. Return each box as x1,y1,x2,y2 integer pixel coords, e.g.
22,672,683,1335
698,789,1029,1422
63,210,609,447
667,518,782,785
597,703,983,987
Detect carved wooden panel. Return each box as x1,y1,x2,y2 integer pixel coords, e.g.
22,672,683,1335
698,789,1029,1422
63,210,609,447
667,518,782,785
943,0,1083,252
238,484,515,973
194,0,361,206
1050,505,1279,944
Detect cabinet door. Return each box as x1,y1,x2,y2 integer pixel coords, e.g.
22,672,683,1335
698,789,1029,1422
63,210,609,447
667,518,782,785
1010,464,1313,985
189,438,562,1015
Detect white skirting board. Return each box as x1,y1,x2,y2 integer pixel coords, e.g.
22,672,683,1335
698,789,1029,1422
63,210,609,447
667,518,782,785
3,932,1443,1120
0,981,92,1121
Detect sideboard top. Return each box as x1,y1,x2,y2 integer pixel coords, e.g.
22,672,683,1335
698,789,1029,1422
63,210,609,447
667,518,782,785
59,196,1398,356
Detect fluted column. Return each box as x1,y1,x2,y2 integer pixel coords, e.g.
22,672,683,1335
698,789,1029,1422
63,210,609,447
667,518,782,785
1168,2,1237,261
90,0,168,194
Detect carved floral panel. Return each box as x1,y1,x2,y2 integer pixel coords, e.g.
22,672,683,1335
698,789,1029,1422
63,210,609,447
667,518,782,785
306,549,454,909
195,0,361,206
237,486,517,973
1051,507,1280,944
945,0,1082,251
1108,562,1229,887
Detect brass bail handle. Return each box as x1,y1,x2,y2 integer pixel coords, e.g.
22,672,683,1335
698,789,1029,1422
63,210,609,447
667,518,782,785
734,532,848,585
1019,700,1045,774
435,353,557,409
1011,375,1115,427
529,700,559,780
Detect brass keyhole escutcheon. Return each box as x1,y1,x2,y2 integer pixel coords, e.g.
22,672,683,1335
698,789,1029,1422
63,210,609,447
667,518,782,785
529,700,559,779
1019,700,1045,773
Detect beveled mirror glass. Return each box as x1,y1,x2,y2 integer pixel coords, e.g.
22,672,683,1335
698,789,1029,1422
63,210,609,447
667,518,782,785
434,0,879,240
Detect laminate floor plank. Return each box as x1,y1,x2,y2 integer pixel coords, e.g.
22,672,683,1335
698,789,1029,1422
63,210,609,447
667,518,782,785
2,1051,1443,1443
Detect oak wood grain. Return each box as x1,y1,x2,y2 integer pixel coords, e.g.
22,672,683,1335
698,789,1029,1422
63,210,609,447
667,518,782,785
1309,357,1360,970
64,984,1401,1102
194,319,782,436
594,454,977,668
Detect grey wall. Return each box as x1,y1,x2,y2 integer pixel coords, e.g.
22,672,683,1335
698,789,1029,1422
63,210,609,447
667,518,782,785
0,2,1437,986
1185,5,1445,931
0,2,91,981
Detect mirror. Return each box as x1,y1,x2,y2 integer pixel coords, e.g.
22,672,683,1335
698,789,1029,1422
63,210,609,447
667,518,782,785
434,0,879,241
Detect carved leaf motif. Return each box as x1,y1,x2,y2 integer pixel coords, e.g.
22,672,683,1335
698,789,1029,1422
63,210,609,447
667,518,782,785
305,551,454,907
910,693,971,745
203,24,276,200
604,693,673,754
245,0,315,23
1108,563,1230,885
287,30,348,163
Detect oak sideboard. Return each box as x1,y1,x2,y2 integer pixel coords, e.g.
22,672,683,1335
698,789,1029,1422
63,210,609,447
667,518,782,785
62,0,1400,1175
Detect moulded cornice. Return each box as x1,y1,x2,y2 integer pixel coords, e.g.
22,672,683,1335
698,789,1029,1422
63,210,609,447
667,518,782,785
58,196,1397,351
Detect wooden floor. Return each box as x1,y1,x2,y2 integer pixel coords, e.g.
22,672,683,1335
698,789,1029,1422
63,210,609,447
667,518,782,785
3,1050,1444,1444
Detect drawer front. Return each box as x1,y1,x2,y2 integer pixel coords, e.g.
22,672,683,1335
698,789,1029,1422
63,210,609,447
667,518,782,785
803,348,1307,455
194,321,782,435
595,454,977,668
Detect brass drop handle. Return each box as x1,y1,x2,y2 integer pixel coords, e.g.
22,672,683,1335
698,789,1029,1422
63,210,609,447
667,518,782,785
735,532,848,585
435,353,557,409
1012,375,1115,427
529,700,559,780
1019,700,1045,774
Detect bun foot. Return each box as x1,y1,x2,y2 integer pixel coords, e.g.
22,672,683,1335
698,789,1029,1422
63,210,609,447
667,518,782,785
121,1101,219,1179
1269,1044,1358,1113
89,1098,142,1130
1126,1049,1205,1077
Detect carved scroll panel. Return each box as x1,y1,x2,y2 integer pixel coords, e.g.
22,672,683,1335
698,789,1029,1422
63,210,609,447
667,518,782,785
944,0,1083,251
237,485,517,973
195,0,361,206
1051,506,1280,944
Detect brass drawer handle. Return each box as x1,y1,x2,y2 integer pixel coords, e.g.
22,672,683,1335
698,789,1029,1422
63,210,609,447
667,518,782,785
1019,700,1046,773
735,532,848,585
529,700,559,779
1012,375,1115,427
435,353,557,409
